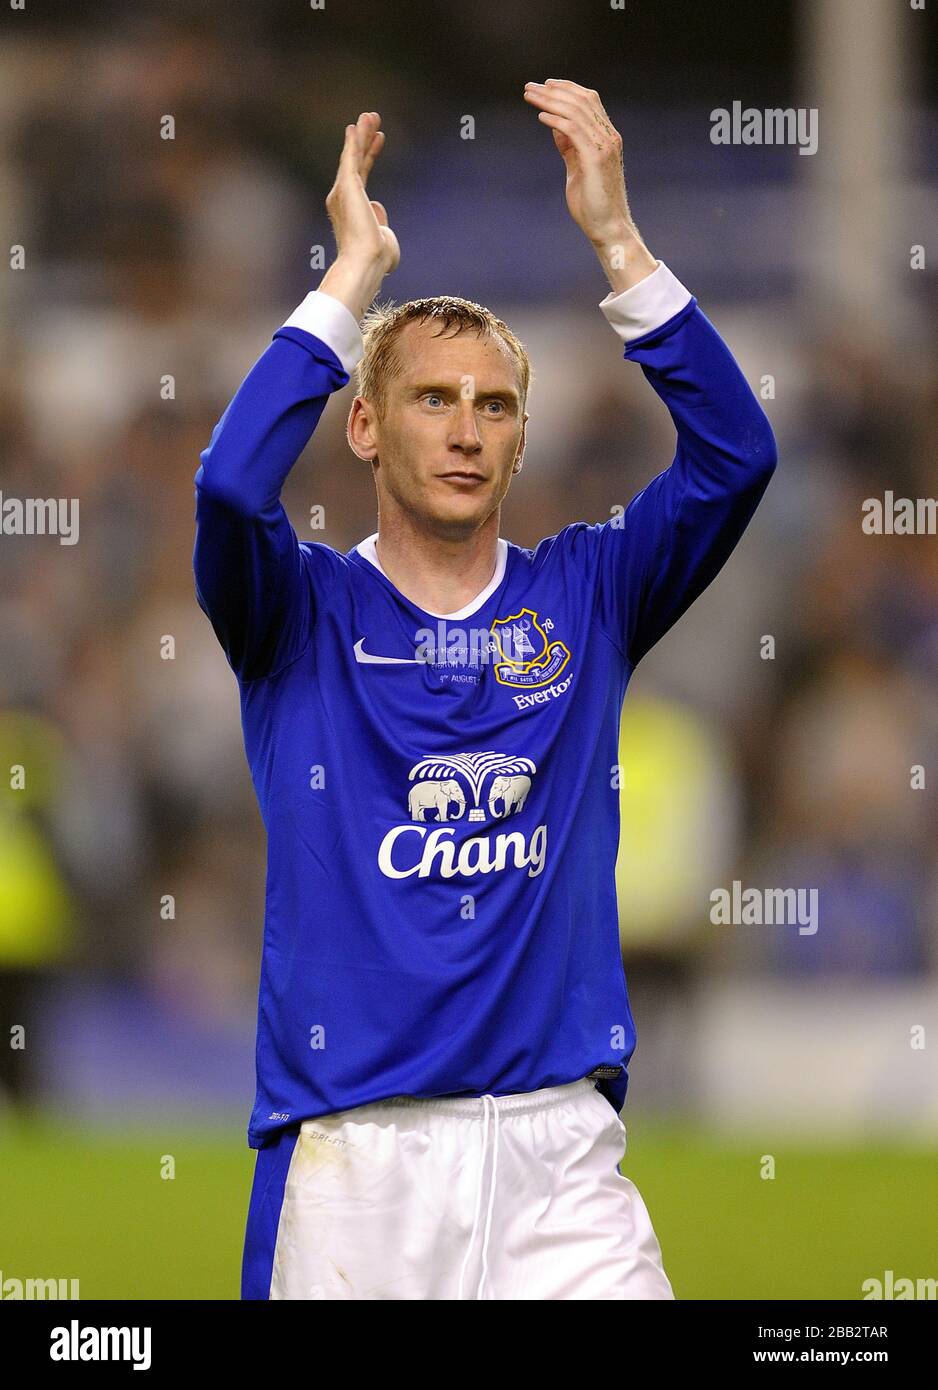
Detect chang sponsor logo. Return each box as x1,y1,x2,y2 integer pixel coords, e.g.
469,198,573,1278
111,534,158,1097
378,751,547,879
379,823,547,879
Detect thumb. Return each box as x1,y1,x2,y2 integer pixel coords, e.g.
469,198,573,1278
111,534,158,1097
370,199,389,227
551,127,576,165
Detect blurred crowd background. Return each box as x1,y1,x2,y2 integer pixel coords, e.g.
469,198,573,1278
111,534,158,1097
1,0,938,1139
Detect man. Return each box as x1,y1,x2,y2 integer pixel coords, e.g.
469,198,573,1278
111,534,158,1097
193,84,777,1301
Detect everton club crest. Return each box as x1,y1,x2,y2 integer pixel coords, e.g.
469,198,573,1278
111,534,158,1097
490,609,571,688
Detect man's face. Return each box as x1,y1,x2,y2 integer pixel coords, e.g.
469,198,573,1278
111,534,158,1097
349,320,527,538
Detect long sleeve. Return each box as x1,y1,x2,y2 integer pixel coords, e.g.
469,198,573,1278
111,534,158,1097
563,262,778,667
193,291,364,682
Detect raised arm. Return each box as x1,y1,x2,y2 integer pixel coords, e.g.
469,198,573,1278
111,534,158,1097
193,113,398,682
525,80,777,665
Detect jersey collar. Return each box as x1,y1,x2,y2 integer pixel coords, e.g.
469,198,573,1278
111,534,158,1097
353,533,508,620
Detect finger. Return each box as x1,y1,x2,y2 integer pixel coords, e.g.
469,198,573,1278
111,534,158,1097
357,111,381,142
524,86,594,128
357,113,385,174
360,129,385,182
338,122,362,182
524,84,581,107
337,116,379,196
536,110,577,138
542,79,609,121
527,82,611,131
527,79,599,109
543,78,600,101
345,113,378,166
352,112,371,166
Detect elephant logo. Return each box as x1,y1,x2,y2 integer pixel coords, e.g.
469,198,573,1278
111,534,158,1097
407,778,466,822
488,774,531,817
407,752,537,823
490,609,570,688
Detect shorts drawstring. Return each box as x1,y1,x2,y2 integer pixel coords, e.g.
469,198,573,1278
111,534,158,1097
457,1094,501,1300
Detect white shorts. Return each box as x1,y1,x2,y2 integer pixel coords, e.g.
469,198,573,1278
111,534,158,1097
245,1076,674,1300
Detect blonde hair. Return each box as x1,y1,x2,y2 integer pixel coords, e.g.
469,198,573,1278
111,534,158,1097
357,296,532,419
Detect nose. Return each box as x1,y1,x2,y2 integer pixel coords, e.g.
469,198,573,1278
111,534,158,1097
448,399,483,453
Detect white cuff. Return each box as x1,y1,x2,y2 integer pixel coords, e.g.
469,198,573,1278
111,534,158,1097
280,290,364,375
599,261,693,345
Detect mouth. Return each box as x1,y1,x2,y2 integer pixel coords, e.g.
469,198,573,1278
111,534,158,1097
436,471,487,486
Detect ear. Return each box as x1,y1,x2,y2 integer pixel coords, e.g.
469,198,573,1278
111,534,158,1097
512,411,529,474
347,396,379,462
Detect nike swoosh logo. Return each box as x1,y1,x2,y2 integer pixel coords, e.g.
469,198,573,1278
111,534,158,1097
353,638,423,665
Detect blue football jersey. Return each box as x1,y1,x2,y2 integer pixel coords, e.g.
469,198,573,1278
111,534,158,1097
193,265,777,1148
